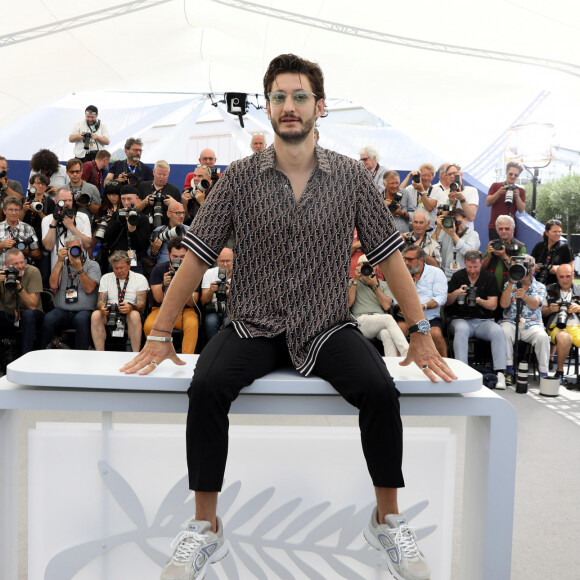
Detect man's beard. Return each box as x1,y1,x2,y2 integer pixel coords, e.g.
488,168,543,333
271,113,316,144
407,264,420,276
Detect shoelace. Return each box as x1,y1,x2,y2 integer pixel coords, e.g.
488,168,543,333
170,530,208,563
388,524,420,558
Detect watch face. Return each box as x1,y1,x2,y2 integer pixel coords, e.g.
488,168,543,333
417,320,431,334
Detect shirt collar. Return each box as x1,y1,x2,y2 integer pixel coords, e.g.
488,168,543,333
258,144,331,175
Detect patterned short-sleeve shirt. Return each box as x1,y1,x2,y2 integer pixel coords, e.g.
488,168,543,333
183,145,403,374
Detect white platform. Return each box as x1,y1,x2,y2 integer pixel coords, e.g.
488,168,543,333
0,351,517,580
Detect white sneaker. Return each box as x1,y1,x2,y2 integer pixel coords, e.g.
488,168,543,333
496,372,506,390
364,507,430,580
160,517,228,579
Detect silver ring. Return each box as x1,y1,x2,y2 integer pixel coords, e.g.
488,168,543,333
151,361,158,368
421,364,429,371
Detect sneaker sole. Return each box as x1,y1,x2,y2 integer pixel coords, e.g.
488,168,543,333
496,384,506,390
161,542,229,580
363,527,409,580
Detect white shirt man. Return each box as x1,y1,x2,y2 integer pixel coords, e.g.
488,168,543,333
69,106,111,161
41,189,92,269
359,146,386,193
433,164,479,230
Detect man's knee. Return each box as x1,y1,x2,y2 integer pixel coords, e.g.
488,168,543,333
555,330,572,347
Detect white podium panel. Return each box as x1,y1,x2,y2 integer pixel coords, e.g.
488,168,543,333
29,424,456,580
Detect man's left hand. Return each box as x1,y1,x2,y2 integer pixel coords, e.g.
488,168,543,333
400,333,456,383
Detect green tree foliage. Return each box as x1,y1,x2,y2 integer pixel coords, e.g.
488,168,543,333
525,173,580,233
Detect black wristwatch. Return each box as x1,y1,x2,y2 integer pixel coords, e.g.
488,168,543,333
408,319,431,335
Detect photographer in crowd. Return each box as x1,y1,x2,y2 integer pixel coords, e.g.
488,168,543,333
0,248,43,355
201,248,233,341
40,235,101,350
183,149,219,189
432,207,480,280
182,165,212,224
149,201,189,266
136,160,181,223
395,244,448,356
542,264,580,382
250,134,267,153
0,196,42,269
105,138,153,187
438,164,479,229
90,250,148,352
22,174,55,284
499,254,550,383
402,208,440,267
41,189,92,269
446,250,507,389
29,149,69,193
383,170,416,235
482,215,526,294
349,255,408,357
400,163,438,218
100,187,150,273
66,158,101,222
81,149,111,194
486,162,525,240
69,105,110,162
359,146,386,192
0,156,24,200
144,239,200,354
531,218,573,287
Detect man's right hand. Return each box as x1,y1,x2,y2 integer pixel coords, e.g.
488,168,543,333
57,247,68,263
120,340,186,375
0,238,16,250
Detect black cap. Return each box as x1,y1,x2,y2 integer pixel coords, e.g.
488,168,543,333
85,105,98,115
120,185,139,196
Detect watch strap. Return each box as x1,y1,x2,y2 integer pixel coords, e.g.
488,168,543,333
146,335,173,342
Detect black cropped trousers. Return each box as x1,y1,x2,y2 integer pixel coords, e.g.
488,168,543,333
186,325,404,491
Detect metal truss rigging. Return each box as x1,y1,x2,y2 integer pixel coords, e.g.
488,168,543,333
214,0,580,79
0,0,172,48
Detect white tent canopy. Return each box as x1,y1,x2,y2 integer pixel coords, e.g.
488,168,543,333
2,0,580,182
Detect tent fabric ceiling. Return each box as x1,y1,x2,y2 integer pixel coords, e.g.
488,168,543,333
2,0,580,174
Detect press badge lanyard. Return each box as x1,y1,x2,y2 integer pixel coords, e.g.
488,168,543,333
116,273,129,303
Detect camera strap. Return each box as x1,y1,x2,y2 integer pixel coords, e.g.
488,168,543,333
116,274,129,303
65,255,86,288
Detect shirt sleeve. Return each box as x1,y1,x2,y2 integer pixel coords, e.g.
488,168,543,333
355,166,403,267
433,268,448,307
455,229,481,254
183,165,235,266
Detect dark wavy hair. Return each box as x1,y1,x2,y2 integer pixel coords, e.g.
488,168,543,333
263,54,327,116
29,149,60,176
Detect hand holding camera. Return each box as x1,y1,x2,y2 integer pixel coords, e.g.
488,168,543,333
0,238,16,250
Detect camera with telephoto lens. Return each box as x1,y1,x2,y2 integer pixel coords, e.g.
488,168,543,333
536,264,551,285
74,190,91,206
403,232,420,247
437,203,452,216
456,285,478,307
122,172,140,187
412,173,421,184
555,300,571,329
27,187,43,213
504,184,516,207
0,170,7,180
508,256,532,282
149,191,167,229
167,258,182,279
53,200,75,223
360,261,376,277
94,218,108,240
388,191,403,212
81,132,92,151
118,204,139,227
210,168,220,183
215,267,229,316
150,225,183,243
68,245,82,259
441,215,455,229
492,239,521,255
197,179,210,193
14,234,39,252
449,174,462,192
2,265,19,292
105,301,126,336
